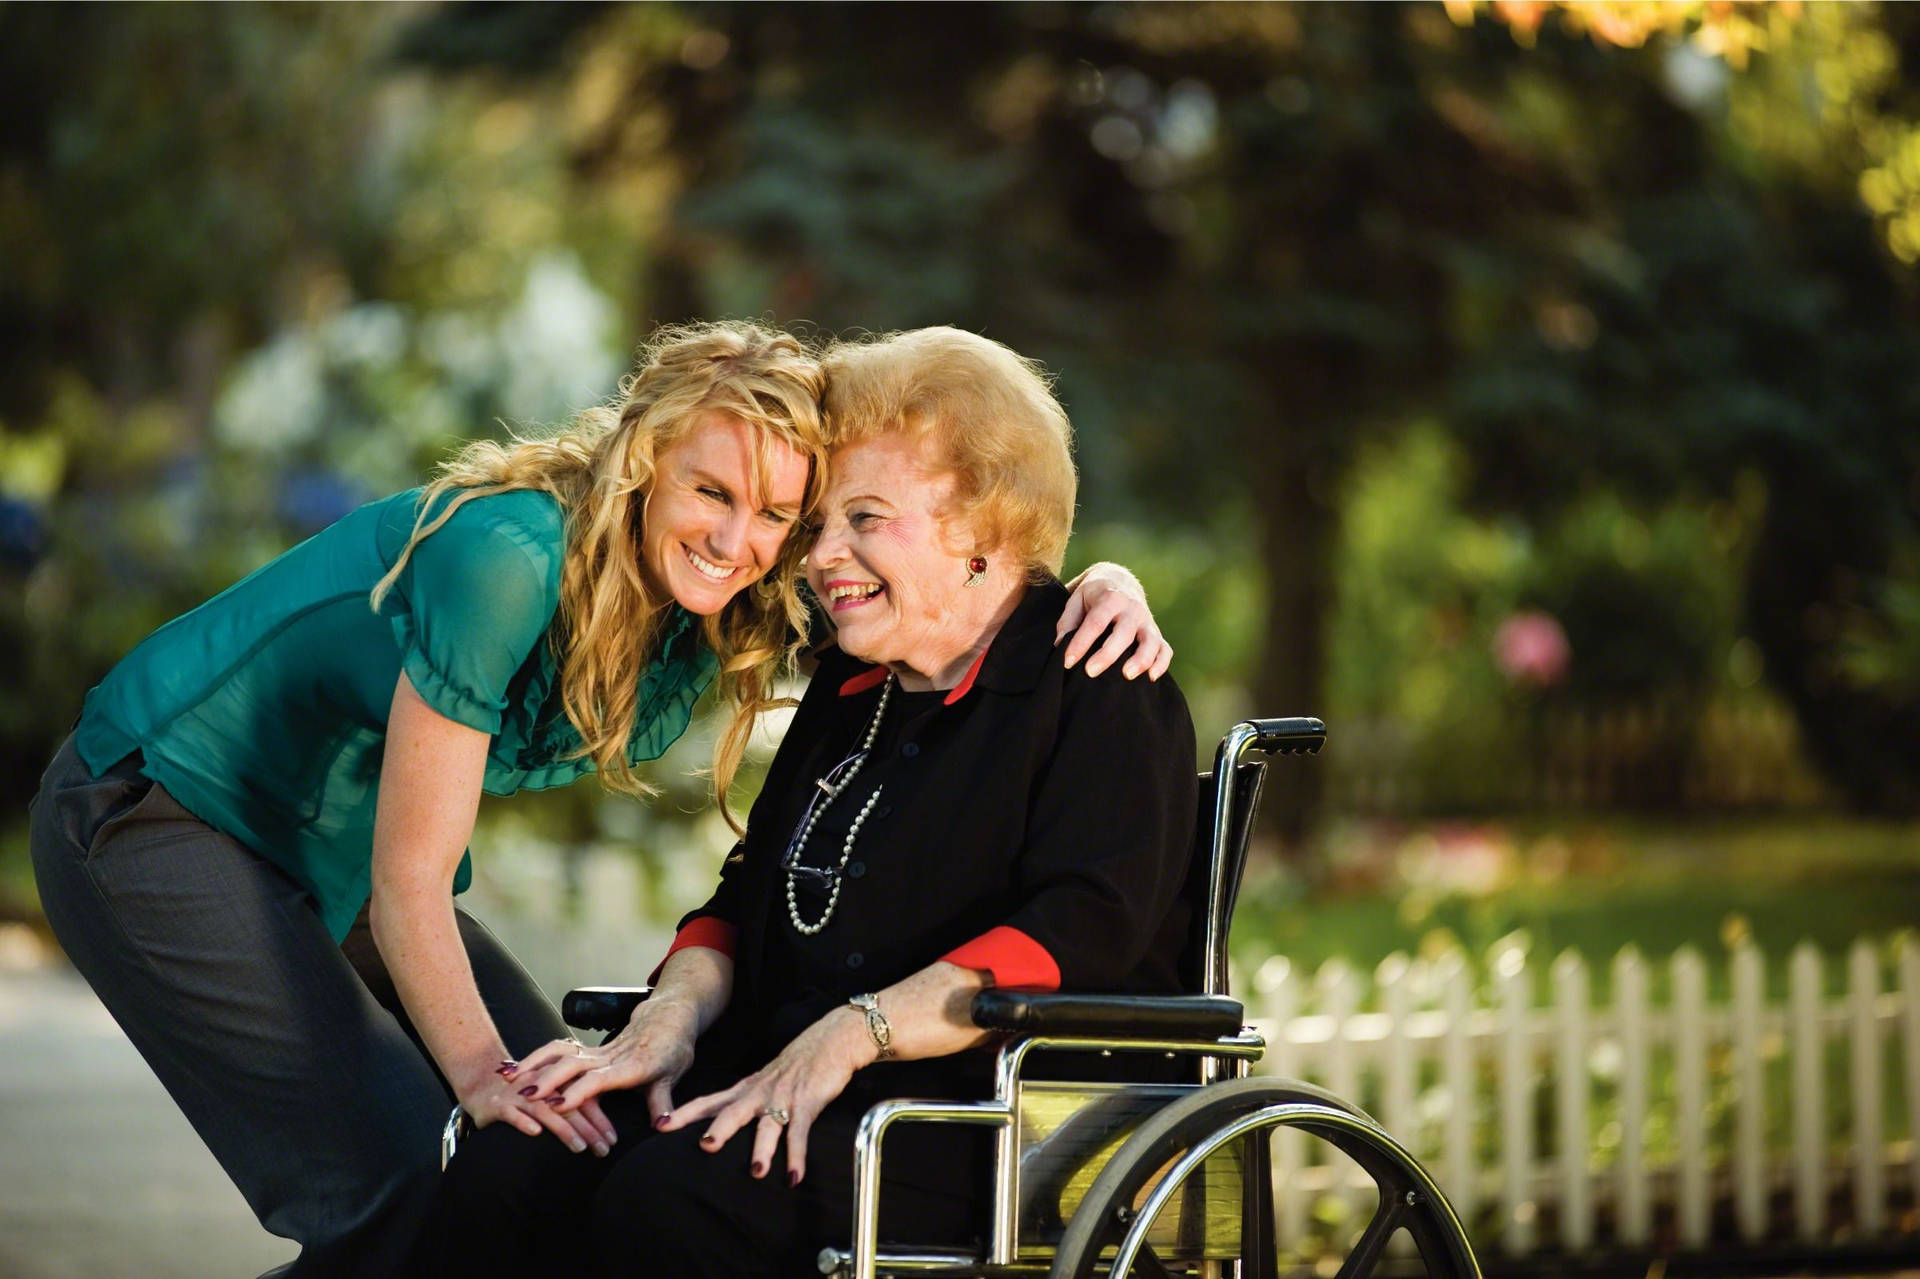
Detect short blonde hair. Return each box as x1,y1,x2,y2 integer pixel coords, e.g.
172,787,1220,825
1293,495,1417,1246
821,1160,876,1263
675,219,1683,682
822,327,1076,576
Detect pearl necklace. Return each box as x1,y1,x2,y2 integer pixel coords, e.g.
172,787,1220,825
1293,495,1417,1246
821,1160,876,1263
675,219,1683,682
785,676,893,935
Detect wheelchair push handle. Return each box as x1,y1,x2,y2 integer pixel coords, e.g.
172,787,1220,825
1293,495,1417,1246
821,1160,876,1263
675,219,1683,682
1240,716,1325,757
563,985,651,1033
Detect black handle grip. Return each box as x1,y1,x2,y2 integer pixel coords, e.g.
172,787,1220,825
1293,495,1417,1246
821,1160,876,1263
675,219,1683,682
972,990,1245,1039
1245,716,1325,756
562,985,651,1032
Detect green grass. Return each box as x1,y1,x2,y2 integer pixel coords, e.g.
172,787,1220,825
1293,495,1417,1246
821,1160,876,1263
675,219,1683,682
1230,813,1920,1002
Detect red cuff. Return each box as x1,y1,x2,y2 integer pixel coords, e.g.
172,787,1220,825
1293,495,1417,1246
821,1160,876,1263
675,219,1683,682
647,916,737,984
941,925,1061,991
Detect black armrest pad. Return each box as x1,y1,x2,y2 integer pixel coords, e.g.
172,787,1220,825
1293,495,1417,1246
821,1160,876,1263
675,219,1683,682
563,986,651,1032
971,991,1244,1040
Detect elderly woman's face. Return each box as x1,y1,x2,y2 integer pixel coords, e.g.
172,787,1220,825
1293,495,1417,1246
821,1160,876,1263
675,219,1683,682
807,432,985,676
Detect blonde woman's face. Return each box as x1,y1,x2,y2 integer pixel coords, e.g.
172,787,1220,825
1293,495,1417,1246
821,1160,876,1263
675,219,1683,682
641,410,810,616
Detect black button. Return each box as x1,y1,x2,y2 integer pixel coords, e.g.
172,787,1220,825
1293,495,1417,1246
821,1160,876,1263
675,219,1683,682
901,742,920,757
846,952,865,970
847,861,867,879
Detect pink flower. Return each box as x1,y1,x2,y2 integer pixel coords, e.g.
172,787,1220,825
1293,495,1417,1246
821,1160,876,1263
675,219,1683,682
1493,610,1571,688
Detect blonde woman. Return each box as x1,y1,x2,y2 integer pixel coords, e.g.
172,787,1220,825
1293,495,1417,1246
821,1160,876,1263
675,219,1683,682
27,319,1168,1278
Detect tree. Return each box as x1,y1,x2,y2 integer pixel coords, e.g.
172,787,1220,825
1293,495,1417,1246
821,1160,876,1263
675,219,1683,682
395,0,1920,830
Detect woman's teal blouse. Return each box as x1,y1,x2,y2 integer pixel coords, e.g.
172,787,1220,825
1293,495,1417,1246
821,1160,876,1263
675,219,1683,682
75,488,718,941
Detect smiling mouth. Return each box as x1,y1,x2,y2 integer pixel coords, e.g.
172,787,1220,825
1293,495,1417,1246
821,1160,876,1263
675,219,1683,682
685,546,742,582
827,582,884,610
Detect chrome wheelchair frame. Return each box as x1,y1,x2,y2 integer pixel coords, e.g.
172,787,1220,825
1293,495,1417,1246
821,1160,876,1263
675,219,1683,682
524,718,1483,1279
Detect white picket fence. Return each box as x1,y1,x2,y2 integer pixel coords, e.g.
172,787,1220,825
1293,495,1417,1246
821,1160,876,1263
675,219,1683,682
1242,935,1920,1259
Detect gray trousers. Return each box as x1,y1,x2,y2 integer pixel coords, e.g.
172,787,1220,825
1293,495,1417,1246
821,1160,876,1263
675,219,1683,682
28,734,569,1277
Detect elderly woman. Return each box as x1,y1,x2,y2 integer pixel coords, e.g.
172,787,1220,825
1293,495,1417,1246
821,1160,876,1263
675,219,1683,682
427,327,1198,1275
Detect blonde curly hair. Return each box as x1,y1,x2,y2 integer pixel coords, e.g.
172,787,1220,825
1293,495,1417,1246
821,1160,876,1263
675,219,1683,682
372,320,828,826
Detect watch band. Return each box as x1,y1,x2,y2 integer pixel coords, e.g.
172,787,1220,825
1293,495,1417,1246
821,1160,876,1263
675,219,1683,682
848,992,895,1060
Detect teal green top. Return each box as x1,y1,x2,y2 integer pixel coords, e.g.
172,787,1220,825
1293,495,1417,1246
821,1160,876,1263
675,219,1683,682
76,487,718,941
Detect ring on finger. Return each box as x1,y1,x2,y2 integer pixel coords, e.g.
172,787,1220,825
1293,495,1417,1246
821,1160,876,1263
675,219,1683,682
761,1105,790,1125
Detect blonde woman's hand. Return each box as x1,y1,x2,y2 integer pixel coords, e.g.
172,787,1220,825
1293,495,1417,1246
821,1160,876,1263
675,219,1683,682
1058,562,1173,680
658,1005,873,1187
456,1060,618,1157
515,998,701,1130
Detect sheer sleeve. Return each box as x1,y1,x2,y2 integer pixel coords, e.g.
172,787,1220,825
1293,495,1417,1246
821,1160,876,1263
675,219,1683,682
387,515,561,735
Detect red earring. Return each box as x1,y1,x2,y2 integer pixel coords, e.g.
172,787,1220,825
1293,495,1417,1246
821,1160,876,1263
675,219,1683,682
965,555,988,586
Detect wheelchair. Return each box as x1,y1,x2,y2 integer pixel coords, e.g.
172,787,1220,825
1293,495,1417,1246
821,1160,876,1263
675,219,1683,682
472,718,1482,1279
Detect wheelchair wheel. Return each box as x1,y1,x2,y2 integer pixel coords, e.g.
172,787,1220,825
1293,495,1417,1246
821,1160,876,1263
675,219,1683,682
1049,1076,1479,1279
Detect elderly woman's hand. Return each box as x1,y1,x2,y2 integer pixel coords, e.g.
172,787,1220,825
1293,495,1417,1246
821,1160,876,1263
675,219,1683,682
514,997,702,1133
658,1005,874,1186
1058,562,1173,680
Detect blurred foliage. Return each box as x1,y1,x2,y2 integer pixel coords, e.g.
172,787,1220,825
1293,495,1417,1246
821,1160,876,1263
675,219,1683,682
1445,1,1796,68
5,2,1920,920
1324,423,1777,812
1330,424,1526,726
1526,490,1745,704
1235,810,1920,1002
1833,547,1920,702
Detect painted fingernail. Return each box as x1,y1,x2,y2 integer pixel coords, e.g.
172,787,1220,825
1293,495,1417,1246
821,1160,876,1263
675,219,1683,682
751,1161,766,1178
593,1142,610,1157
654,1114,670,1129
519,1086,538,1097
788,1170,801,1188
702,1134,718,1148
495,1063,517,1076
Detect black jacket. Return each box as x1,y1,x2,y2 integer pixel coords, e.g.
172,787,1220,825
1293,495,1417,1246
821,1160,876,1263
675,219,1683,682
687,580,1199,1080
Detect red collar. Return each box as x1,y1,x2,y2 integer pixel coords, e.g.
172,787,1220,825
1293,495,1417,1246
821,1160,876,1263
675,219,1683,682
836,665,889,696
837,644,990,706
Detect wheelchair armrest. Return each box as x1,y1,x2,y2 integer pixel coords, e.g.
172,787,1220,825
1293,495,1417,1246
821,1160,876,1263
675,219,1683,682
562,985,651,1032
970,990,1244,1040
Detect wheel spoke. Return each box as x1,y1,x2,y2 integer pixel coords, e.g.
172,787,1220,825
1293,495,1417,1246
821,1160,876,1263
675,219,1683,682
1331,1196,1404,1279
1401,1198,1472,1279
1242,1133,1280,1279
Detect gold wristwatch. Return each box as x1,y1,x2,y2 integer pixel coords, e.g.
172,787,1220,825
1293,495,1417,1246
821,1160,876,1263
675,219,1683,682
848,992,895,1060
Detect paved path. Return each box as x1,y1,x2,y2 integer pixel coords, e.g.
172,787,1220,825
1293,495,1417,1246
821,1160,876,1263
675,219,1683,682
0,913,667,1278
0,961,296,1278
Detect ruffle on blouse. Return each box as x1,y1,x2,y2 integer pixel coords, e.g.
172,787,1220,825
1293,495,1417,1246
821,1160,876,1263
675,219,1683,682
488,605,716,794
380,491,716,796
